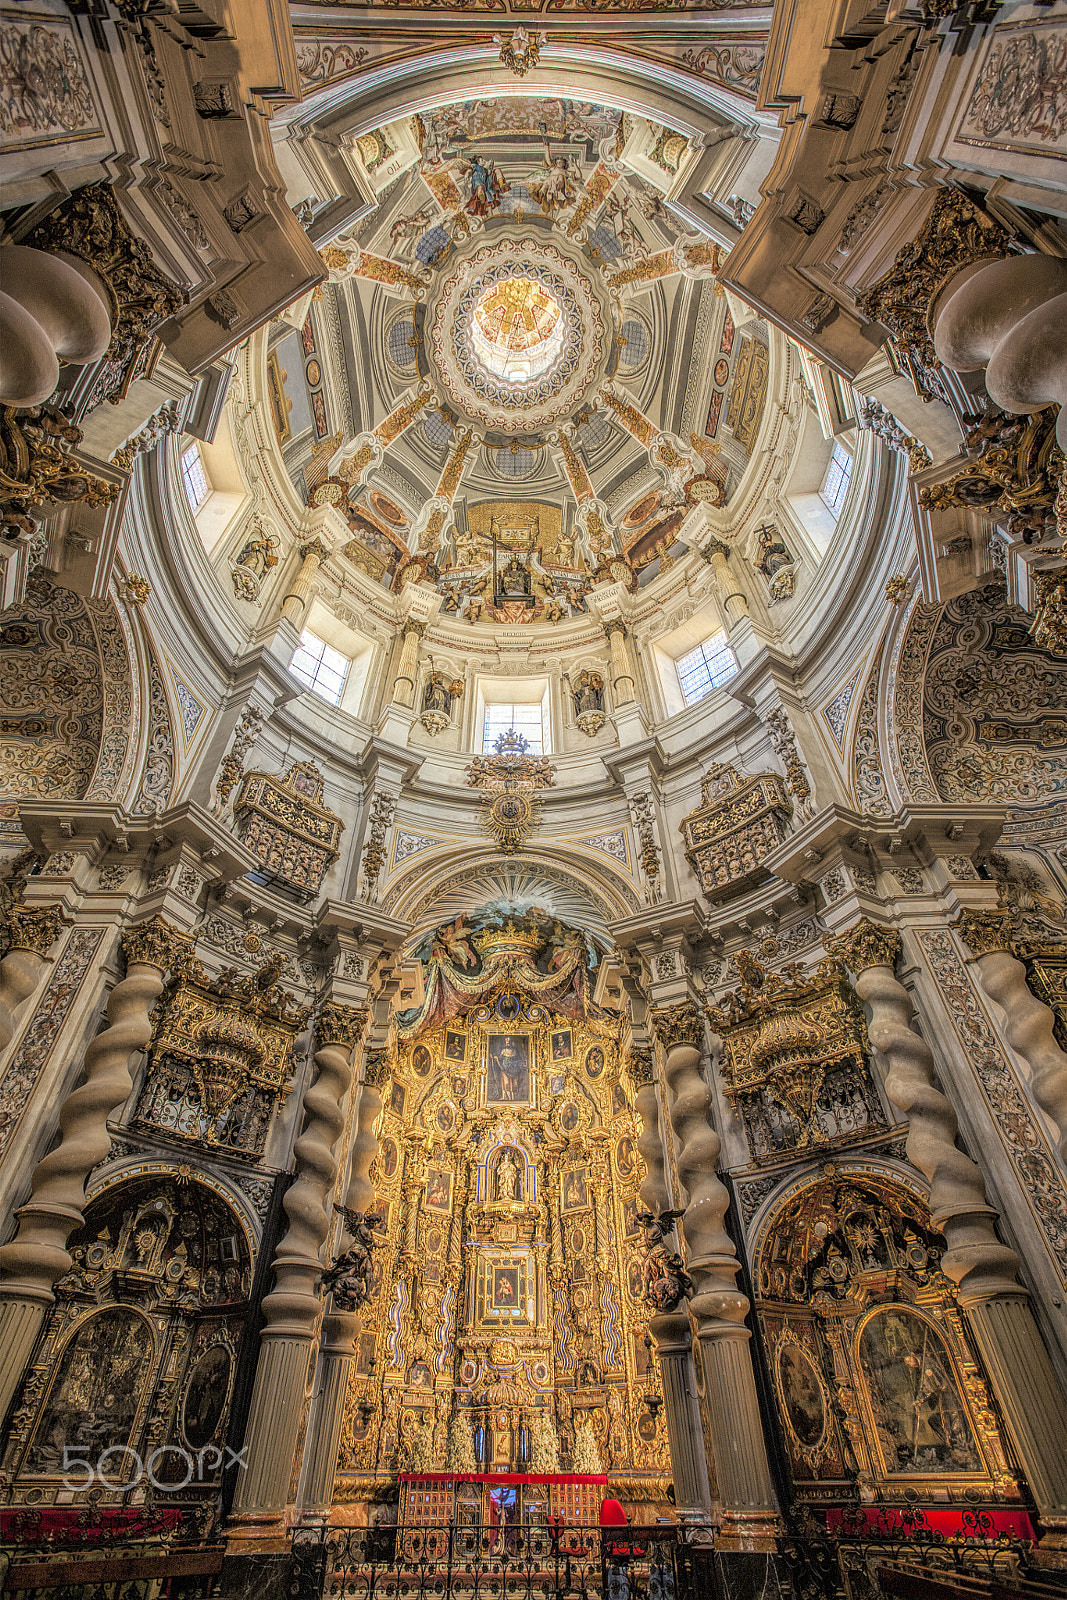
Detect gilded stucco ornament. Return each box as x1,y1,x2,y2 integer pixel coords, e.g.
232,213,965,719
679,762,792,901
825,918,902,976
956,910,1013,959
121,916,191,972
4,904,66,957
466,730,556,856
234,760,344,899
649,1000,704,1052
317,1001,370,1052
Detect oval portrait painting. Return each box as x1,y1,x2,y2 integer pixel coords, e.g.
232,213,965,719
182,1346,233,1451
776,1343,826,1450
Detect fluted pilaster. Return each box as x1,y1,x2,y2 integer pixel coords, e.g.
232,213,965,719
826,919,1019,1303
0,905,65,1053
957,911,1067,1164
0,917,187,1420
651,1001,777,1535
233,1001,365,1521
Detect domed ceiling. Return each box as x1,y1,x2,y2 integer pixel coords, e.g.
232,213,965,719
265,97,770,626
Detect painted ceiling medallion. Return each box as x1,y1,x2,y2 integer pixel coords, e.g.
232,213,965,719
426,235,611,437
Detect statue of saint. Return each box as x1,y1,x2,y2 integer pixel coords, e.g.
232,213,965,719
495,1149,520,1202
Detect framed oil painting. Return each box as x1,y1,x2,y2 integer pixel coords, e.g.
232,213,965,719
485,1032,532,1105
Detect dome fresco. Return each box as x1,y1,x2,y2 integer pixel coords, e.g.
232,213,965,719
263,97,769,628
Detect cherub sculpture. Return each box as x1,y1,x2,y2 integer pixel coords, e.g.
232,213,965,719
635,1208,694,1312
320,1206,384,1311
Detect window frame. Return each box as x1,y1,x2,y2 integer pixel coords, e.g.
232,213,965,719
819,439,853,517
180,442,210,511
289,629,351,707
674,634,739,707
481,700,546,755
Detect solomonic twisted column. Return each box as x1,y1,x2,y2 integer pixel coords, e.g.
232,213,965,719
956,910,1067,1165
650,1001,778,1545
828,917,1067,1541
0,904,66,1053
630,1046,710,1517
298,1007,374,1517
0,917,187,1419
233,1001,366,1524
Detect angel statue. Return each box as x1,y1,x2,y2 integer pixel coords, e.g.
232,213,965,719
635,1208,694,1313
320,1206,384,1311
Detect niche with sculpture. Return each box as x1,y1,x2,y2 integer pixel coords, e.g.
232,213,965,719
333,908,670,1515
752,1172,1018,1508
2,1174,252,1521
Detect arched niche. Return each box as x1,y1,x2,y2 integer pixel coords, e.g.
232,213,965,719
2,1172,253,1512
749,1168,1019,1508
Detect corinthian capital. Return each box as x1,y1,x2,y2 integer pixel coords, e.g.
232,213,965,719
955,909,1012,959
5,904,66,957
121,917,190,973
825,917,901,976
650,1000,704,1052
317,1001,370,1052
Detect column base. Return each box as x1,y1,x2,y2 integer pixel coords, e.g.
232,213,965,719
710,1550,792,1599
1035,1515,1067,1570
713,1507,781,1553
218,1551,295,1600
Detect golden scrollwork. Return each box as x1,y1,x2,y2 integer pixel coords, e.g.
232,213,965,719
679,762,792,902
824,917,901,976
4,903,67,957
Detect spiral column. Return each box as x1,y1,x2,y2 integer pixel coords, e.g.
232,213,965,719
650,1001,778,1547
631,1046,711,1516
232,1001,364,1526
957,910,1067,1164
297,1008,373,1518
830,918,1067,1542
0,904,65,1054
0,917,187,1420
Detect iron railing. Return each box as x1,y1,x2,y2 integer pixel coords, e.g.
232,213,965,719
291,1522,685,1600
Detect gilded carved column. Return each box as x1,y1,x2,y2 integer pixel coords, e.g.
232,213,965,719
957,910,1067,1164
650,1001,778,1544
829,918,1067,1539
232,1000,365,1524
0,904,65,1054
0,917,187,1420
703,539,748,626
631,1046,710,1517
605,620,636,705
392,619,425,709
297,1005,371,1518
281,538,329,626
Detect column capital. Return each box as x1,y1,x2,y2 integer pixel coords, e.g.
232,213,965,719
121,916,191,972
955,908,1013,959
703,538,731,561
825,916,901,975
299,537,330,564
604,617,628,639
5,904,67,957
402,618,427,639
316,1001,369,1053
627,1047,655,1087
650,1000,704,1052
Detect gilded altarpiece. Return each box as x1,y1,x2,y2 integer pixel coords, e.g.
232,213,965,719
2,1174,253,1534
752,1174,1018,1511
335,913,671,1512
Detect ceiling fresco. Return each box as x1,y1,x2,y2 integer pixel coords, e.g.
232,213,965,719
269,96,769,626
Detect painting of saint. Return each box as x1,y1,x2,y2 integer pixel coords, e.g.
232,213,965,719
776,1344,826,1450
182,1347,232,1451
445,1031,466,1062
550,1073,565,1096
627,1260,644,1301
493,1266,520,1309
551,1029,573,1061
560,1101,579,1133
562,1170,589,1211
412,1044,432,1077
622,1198,641,1238
437,1104,455,1135
611,1081,628,1116
26,1308,152,1473
389,1081,406,1116
585,1046,605,1078
637,1412,658,1443
615,1136,634,1177
859,1308,982,1474
464,153,509,216
486,1033,530,1103
497,993,521,1022
426,1170,452,1212
451,1074,468,1098
380,1138,398,1179
410,1360,433,1389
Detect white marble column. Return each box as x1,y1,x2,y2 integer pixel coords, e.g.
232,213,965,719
651,1001,778,1549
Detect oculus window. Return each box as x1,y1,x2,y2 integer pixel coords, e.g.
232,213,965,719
676,635,739,706
290,631,349,707
482,702,545,754
181,442,210,510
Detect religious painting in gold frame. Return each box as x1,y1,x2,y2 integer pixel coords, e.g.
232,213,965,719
482,1029,535,1107
476,1250,535,1328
